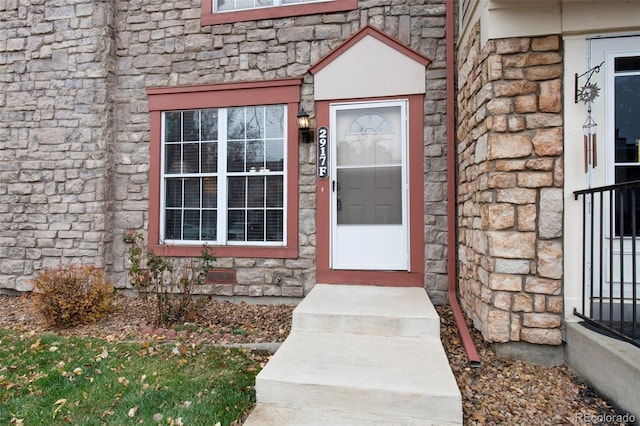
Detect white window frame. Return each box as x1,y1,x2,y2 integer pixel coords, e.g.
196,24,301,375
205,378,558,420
159,106,288,247
214,0,331,13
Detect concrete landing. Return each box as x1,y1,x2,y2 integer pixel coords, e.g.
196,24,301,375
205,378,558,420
243,284,462,425
565,321,640,420
292,284,441,338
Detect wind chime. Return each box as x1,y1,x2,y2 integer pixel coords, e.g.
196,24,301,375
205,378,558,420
575,61,604,173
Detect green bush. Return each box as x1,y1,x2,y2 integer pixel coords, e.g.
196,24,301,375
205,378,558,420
30,264,114,328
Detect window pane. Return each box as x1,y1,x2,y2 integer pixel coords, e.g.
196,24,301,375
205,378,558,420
266,175,283,208
246,140,264,171
216,0,274,12
165,178,182,208
615,56,640,72
227,107,245,140
247,176,265,208
338,107,401,166
183,110,199,141
184,178,200,208
266,210,283,241
202,109,218,141
202,210,217,240
202,142,218,173
247,210,265,241
165,209,182,240
615,74,640,163
266,139,284,171
337,166,402,225
202,177,217,208
228,176,246,208
183,143,200,174
165,112,181,142
246,107,264,140
266,106,284,139
228,210,245,241
614,166,640,236
228,141,245,172
183,210,200,240
165,144,181,174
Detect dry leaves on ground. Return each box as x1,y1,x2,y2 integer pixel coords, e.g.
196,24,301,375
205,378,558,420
0,293,294,346
437,305,629,426
0,293,632,425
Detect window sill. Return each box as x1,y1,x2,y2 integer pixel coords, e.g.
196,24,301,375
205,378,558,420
148,244,298,259
201,0,357,25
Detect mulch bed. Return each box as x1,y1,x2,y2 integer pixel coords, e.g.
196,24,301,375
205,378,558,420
0,293,631,425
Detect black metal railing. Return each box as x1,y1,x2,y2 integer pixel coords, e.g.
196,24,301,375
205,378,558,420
574,180,640,348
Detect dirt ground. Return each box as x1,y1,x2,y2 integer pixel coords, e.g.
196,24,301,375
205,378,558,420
0,293,631,425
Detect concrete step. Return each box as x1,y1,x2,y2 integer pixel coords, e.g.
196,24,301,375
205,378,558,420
243,284,462,425
244,403,461,426
249,331,461,424
292,284,441,338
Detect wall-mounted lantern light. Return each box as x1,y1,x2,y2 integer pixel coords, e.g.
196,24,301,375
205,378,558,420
296,108,313,143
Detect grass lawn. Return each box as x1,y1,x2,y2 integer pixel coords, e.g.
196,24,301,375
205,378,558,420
0,328,260,425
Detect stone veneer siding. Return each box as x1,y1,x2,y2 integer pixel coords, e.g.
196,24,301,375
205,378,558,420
457,23,564,345
0,0,116,291
0,0,450,300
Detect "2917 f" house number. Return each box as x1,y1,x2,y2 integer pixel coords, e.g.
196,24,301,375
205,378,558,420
317,126,328,179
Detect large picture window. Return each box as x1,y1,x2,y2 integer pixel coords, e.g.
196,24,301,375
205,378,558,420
147,79,301,258
162,106,286,245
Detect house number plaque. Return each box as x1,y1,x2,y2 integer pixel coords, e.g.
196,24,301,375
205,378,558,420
317,126,329,179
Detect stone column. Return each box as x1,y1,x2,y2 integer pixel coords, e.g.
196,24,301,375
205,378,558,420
457,23,564,346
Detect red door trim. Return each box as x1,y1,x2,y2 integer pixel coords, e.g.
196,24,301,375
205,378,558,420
315,95,425,287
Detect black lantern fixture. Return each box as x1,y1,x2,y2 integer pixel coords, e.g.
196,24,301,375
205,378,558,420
296,108,313,143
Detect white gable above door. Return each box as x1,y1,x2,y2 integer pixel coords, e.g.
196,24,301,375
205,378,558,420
311,26,431,100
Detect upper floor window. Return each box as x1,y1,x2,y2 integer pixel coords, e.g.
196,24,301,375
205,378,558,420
217,0,326,13
201,0,357,25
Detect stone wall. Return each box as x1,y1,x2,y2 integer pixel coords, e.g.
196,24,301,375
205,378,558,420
1,0,450,299
0,0,116,291
457,23,564,345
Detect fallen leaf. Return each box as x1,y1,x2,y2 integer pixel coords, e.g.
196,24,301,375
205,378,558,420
53,399,67,418
128,406,138,417
96,348,109,361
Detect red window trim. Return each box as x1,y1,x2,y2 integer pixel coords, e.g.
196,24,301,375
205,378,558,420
201,0,357,26
146,78,302,258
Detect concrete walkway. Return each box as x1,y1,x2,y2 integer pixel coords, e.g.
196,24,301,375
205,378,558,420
243,284,462,425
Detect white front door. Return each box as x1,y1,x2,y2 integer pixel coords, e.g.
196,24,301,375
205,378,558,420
330,100,409,270
589,36,640,312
